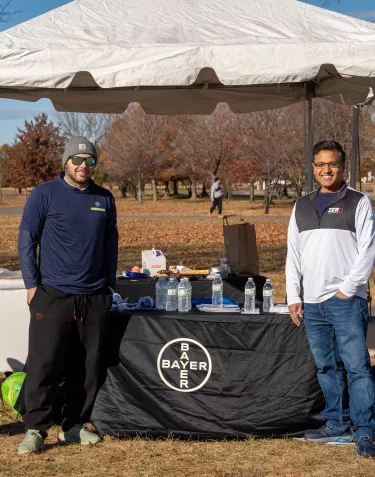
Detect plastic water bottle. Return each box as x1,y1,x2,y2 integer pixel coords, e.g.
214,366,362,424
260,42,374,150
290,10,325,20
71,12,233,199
156,276,168,310
166,277,178,311
212,273,223,307
185,277,192,311
178,279,189,312
244,278,256,313
220,252,229,278
263,279,274,312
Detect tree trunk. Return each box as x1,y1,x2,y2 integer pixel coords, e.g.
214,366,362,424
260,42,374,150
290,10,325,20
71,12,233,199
151,179,158,201
131,182,137,200
249,182,255,202
264,189,271,214
118,181,127,197
282,184,288,199
172,179,179,196
296,183,303,197
163,181,170,197
190,178,197,201
201,182,209,197
276,182,283,200
137,171,143,202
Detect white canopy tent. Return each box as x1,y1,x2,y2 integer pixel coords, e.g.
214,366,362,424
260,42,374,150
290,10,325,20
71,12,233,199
1,0,375,190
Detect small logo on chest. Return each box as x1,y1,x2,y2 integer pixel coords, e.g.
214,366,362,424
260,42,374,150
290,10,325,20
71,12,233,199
328,207,343,214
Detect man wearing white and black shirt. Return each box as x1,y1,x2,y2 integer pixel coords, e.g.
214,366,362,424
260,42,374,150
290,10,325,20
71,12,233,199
286,140,375,458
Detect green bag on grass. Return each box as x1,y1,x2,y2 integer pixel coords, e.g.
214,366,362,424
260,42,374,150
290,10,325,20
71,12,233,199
1,372,26,416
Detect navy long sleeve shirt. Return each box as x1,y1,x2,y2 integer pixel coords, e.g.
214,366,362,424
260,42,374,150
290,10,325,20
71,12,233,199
18,173,118,293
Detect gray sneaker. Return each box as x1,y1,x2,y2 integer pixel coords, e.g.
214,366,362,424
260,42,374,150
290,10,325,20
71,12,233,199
58,424,101,445
17,430,45,455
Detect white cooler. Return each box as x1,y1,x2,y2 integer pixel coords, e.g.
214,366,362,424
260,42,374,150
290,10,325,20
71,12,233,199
0,277,29,372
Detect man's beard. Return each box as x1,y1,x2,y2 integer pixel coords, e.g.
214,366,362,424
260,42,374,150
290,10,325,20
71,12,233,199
65,168,91,186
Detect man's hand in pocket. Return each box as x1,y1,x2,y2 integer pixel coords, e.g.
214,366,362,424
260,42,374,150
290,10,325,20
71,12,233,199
335,290,350,300
27,287,38,305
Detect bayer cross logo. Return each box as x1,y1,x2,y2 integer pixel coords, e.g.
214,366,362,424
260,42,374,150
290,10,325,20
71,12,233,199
157,338,212,393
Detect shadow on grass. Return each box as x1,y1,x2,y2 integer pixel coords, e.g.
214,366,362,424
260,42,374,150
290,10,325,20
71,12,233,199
0,420,25,436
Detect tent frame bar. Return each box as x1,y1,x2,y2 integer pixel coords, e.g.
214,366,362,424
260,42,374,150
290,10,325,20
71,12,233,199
350,105,359,189
306,95,314,193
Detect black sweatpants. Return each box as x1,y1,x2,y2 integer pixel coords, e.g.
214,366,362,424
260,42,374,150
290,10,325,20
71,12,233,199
23,285,112,433
210,197,223,214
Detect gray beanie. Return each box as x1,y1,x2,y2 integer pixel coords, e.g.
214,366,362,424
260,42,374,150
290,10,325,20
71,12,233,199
62,136,97,168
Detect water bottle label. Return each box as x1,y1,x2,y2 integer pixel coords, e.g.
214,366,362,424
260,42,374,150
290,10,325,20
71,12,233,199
263,290,273,297
178,290,188,296
213,285,222,291
245,289,255,295
168,289,177,296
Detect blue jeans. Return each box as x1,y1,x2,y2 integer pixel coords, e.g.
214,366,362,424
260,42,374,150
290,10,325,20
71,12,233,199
304,295,375,438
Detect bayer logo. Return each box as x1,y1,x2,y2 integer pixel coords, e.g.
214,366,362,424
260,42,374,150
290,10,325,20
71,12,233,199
157,338,212,393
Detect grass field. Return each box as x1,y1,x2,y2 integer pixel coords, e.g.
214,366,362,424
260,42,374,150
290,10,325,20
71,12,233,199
1,191,375,476
1,401,375,477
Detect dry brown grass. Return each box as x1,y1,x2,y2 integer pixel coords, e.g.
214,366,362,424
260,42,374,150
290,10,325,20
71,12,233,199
114,195,294,218
0,189,27,208
1,401,374,477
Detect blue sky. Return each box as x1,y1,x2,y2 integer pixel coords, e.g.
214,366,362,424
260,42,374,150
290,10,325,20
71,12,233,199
0,0,374,145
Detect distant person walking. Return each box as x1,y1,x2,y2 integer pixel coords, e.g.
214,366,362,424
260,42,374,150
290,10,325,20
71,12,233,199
210,177,223,217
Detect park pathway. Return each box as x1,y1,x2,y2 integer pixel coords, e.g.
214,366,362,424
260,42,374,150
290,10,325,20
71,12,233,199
0,205,290,222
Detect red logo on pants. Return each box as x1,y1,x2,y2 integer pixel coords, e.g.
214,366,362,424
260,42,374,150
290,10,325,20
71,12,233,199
36,313,43,320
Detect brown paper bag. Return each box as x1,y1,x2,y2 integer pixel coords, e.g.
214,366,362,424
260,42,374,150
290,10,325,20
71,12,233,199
223,216,259,276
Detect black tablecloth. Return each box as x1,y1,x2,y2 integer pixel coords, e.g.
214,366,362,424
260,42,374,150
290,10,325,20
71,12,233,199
91,311,324,438
115,275,267,306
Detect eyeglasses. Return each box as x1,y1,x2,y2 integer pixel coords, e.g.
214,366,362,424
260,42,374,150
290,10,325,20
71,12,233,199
313,161,344,169
70,155,97,167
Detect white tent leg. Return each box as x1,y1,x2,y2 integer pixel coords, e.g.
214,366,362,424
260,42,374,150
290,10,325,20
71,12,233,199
307,97,314,193
350,105,359,189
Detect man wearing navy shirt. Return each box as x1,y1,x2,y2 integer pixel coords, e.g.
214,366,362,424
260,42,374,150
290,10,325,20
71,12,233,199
286,140,375,458
17,136,118,455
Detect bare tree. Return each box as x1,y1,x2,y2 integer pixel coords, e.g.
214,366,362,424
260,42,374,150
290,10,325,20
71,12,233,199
102,105,168,202
171,116,210,200
244,109,293,214
180,104,246,183
278,102,306,198
57,112,111,147
0,0,22,22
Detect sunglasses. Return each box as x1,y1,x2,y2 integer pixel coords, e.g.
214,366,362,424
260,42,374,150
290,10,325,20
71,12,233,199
70,155,97,167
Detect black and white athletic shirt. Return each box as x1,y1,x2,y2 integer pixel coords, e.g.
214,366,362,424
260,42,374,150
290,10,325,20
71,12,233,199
286,183,375,305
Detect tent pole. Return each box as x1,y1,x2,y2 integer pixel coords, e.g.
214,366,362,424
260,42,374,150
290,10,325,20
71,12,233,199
350,105,359,189
307,96,314,193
